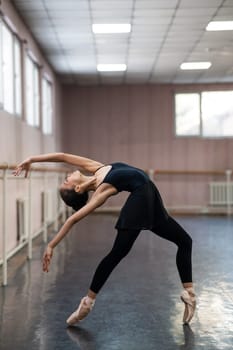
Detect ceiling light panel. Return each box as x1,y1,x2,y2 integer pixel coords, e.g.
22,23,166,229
180,62,212,70
92,23,131,33
97,64,127,72
206,21,233,31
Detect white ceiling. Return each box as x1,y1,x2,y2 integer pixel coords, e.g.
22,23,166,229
12,0,233,85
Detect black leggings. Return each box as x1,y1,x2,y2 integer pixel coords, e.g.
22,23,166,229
90,216,192,294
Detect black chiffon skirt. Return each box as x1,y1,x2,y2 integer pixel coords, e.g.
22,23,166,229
115,180,169,230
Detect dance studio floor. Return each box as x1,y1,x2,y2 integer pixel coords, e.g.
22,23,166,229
1,214,233,350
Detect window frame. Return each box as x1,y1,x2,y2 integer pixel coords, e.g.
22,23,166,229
42,76,53,135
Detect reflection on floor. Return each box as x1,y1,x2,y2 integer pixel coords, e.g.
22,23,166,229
1,214,233,350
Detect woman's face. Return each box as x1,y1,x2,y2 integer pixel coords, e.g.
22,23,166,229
60,170,81,190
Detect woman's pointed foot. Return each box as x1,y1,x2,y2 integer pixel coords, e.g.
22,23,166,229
180,288,196,324
66,296,95,326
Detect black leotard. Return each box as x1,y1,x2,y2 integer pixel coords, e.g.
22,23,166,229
100,162,168,230
101,162,150,192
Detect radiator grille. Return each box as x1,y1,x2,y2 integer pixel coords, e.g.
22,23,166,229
16,198,28,242
209,182,233,205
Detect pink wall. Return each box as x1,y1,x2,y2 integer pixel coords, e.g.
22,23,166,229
61,84,233,209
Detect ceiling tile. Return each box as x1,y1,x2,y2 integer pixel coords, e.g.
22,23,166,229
223,0,233,6
134,9,175,17
135,0,178,9
92,10,132,18
91,0,133,10
100,75,125,85
217,7,233,15
13,1,45,10
179,0,222,8
133,17,172,25
176,8,218,16
45,1,89,10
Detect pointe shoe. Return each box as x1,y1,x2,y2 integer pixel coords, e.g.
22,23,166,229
180,288,196,324
66,297,95,326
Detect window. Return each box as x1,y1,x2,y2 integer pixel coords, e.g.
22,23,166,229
202,91,233,137
175,94,200,136
175,91,233,138
0,21,22,115
2,23,14,114
14,39,22,115
42,78,53,134
26,55,39,126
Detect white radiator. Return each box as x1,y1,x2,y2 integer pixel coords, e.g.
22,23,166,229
42,190,57,223
209,182,233,205
16,198,28,242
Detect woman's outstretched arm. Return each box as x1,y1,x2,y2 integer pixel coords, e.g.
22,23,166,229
13,152,104,177
43,187,115,272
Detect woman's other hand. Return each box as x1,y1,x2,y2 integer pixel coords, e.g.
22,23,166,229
42,245,53,272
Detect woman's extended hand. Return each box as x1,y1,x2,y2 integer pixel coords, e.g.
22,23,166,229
13,157,31,177
42,245,53,272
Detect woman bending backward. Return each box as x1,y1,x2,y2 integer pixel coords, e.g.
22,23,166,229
13,152,196,326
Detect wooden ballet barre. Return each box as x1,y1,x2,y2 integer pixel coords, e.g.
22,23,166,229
0,163,70,173
0,164,230,176
151,170,228,176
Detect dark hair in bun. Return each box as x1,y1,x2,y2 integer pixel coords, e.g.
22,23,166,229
59,188,88,211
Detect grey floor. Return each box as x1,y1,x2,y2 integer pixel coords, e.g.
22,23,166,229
1,214,233,350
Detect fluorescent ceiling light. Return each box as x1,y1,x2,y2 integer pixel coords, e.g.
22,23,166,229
180,62,212,70
206,21,233,31
97,64,127,72
92,23,131,34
